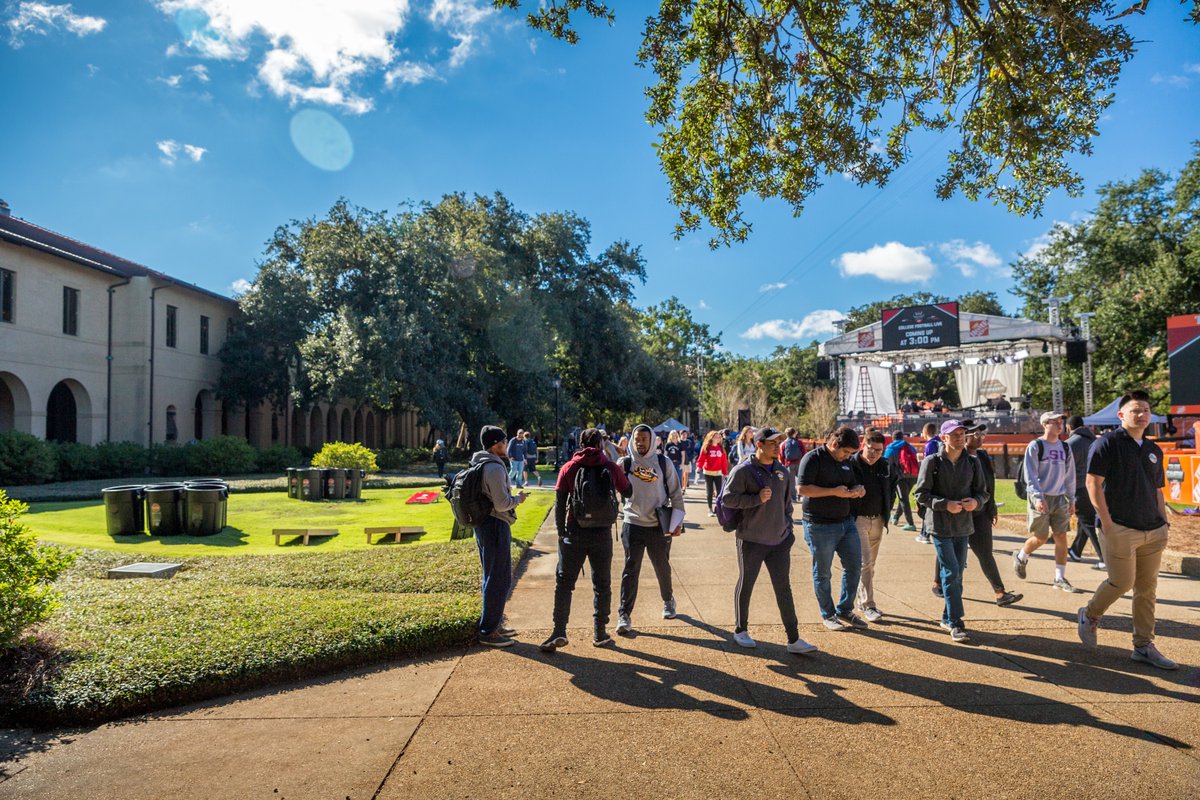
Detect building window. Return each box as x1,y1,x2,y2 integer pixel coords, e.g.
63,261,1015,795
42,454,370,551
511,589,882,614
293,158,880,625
166,405,178,441
1,268,13,323
200,315,210,354
166,305,178,348
62,286,80,336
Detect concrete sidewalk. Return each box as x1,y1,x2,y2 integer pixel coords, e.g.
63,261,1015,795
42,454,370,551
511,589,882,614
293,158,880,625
3,489,1198,799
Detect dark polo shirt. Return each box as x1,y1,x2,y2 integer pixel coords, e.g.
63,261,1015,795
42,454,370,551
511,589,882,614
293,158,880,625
798,445,857,523
1086,427,1167,531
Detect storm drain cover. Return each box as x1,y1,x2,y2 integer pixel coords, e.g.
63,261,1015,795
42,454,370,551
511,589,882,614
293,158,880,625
106,562,183,580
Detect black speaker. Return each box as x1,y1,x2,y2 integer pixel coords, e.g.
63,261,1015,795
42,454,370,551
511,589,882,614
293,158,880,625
737,409,752,430
1065,340,1088,364
816,359,833,381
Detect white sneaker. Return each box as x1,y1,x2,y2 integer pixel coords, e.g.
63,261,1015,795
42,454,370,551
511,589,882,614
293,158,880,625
787,637,818,654
616,612,632,635
1131,643,1178,670
733,630,757,648
950,626,970,643
1077,606,1098,648
662,597,677,619
1094,561,1107,570
821,616,848,631
863,607,884,623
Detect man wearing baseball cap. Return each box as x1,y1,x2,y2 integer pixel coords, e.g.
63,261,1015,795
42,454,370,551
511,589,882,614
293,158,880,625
719,426,818,654
915,419,989,643
1012,411,1079,592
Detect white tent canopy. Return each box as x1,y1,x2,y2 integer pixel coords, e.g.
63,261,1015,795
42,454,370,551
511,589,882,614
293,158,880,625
653,417,689,435
1083,398,1167,427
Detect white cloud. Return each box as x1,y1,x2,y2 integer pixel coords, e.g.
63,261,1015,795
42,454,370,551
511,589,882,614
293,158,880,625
384,60,439,86
157,139,206,165
189,63,210,82
160,74,183,88
527,37,538,54
697,299,710,310
154,0,497,113
742,310,845,341
938,239,1003,278
837,242,936,283
229,278,253,294
759,282,788,293
7,2,106,45
86,62,98,76
1151,72,1192,89
1187,64,1200,75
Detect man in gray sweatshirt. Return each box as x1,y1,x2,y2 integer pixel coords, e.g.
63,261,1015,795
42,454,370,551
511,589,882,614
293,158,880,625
719,427,818,654
474,425,529,648
615,424,686,635
1013,411,1079,592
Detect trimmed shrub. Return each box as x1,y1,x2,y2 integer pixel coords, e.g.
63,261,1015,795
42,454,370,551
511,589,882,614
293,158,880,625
0,491,75,651
376,447,432,470
311,442,378,473
148,443,192,477
54,442,101,481
93,441,147,478
0,431,57,486
187,436,257,476
255,445,304,474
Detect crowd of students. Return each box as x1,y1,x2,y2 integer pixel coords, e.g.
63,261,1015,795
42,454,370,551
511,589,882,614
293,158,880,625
463,390,1178,672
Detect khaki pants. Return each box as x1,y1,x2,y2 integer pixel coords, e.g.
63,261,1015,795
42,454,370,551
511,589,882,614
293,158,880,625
1086,522,1169,647
855,516,885,610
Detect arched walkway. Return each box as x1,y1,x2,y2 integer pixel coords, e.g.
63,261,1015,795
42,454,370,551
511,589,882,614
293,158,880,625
194,390,215,440
365,411,376,449
326,407,339,443
310,406,326,449
46,379,92,444
0,371,33,434
354,408,365,445
341,408,352,443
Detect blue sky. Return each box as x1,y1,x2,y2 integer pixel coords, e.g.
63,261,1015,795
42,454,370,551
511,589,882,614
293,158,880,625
3,1,1198,357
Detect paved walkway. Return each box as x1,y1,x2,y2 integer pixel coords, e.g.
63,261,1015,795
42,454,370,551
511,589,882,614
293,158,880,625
3,489,1199,799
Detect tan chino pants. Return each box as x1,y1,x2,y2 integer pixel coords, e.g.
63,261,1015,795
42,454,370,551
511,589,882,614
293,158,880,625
1085,522,1168,647
855,515,886,610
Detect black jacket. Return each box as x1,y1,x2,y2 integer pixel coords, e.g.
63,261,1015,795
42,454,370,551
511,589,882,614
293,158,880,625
915,450,989,538
850,454,896,522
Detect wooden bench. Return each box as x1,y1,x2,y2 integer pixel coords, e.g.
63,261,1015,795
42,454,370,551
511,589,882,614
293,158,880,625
272,528,338,546
365,526,426,544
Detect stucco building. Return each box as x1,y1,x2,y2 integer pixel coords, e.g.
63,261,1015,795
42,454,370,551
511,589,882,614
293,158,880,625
0,202,432,451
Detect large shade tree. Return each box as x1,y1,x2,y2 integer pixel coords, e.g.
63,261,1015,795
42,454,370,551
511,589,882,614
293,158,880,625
500,0,1199,246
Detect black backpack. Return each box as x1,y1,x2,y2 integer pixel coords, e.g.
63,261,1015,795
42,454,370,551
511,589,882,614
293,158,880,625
444,461,493,527
1014,439,1069,501
569,464,619,528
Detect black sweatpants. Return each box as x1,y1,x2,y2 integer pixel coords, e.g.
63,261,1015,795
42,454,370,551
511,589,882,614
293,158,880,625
734,533,799,642
552,528,613,634
619,522,673,616
705,474,724,511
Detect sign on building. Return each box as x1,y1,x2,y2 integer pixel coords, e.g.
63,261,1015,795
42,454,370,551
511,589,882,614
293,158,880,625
1168,314,1200,414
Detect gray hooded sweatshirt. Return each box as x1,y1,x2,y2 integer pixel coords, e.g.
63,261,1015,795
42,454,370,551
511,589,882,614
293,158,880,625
621,424,685,529
471,450,520,525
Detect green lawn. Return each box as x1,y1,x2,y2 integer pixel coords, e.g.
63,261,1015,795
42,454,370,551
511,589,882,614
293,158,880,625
25,487,556,556
993,478,1023,514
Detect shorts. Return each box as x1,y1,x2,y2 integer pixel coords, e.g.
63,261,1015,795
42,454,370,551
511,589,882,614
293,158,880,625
1028,494,1072,536
525,460,538,474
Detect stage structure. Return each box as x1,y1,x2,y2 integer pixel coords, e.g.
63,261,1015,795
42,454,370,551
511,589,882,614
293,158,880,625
818,304,1075,422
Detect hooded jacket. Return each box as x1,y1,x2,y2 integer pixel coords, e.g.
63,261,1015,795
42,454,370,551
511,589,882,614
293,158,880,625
470,450,520,524
1066,426,1097,492
884,439,919,477
554,446,633,534
620,424,685,529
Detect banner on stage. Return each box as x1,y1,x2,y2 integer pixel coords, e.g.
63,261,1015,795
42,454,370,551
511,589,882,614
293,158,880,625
881,303,960,351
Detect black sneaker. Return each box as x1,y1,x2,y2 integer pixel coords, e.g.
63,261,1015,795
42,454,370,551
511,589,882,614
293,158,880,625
539,632,569,652
593,627,614,647
478,631,515,648
996,591,1023,607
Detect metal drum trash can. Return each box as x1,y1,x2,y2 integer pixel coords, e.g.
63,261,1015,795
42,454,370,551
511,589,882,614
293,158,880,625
102,485,145,536
185,481,229,529
346,469,364,500
322,468,346,500
145,483,186,536
301,468,323,501
286,468,302,499
185,486,225,536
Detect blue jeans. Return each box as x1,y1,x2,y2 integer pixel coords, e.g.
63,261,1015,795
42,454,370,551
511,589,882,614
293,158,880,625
803,518,862,619
932,535,969,628
508,458,525,488
474,516,512,636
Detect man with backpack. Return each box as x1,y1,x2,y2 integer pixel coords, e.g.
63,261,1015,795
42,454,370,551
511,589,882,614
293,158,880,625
507,429,527,489
884,431,919,531
915,422,942,544
1065,416,1103,568
719,427,817,654
1012,412,1079,592
915,420,989,643
471,426,529,648
797,426,869,632
780,427,807,487
615,424,685,636
542,427,632,652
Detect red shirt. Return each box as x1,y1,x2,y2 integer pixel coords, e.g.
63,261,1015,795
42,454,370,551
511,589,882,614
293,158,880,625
696,445,729,475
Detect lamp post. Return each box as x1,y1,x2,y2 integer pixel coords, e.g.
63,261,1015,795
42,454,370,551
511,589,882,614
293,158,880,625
552,376,561,470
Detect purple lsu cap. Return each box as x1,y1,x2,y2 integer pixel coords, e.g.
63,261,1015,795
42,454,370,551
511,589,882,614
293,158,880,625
940,420,967,436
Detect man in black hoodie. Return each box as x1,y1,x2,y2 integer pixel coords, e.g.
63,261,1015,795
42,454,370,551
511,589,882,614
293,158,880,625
541,428,633,651
1065,416,1104,567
